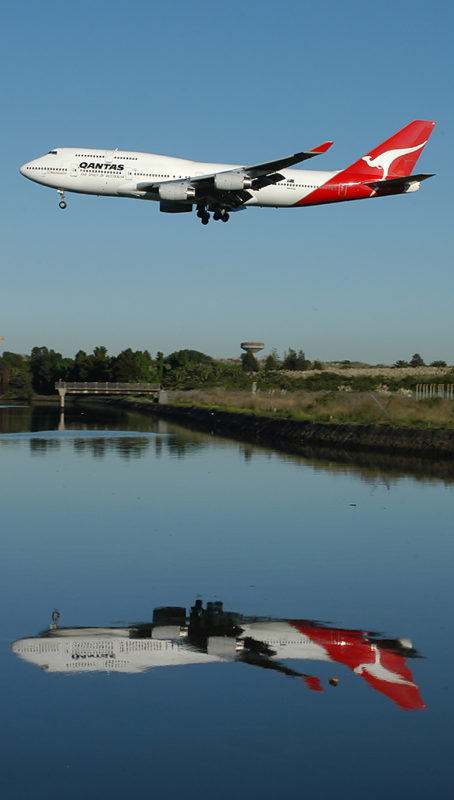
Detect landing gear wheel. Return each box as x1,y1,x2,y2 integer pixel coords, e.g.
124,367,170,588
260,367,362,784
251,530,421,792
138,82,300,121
222,212,229,222
213,211,221,221
59,201,67,209
201,216,209,225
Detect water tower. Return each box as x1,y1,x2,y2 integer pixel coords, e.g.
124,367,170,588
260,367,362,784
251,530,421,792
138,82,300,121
240,342,264,356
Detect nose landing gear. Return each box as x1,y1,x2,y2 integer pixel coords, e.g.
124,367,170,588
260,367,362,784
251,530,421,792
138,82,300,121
57,190,67,209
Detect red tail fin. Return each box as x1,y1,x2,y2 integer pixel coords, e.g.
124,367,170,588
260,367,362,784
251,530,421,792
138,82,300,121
337,120,436,182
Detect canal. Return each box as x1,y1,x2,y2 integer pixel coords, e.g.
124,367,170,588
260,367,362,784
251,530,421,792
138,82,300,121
1,403,452,798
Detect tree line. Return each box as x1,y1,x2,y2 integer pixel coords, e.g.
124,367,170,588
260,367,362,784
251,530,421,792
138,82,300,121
0,345,451,398
0,345,320,396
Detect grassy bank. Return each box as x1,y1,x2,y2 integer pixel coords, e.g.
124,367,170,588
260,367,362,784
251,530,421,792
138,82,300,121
4,387,454,430
162,389,454,429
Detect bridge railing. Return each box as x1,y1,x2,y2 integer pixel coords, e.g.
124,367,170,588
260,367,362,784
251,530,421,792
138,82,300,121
54,381,165,407
55,381,160,393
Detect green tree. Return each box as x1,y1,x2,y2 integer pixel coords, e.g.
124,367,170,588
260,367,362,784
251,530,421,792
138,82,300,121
71,350,91,380
241,351,259,372
0,352,32,396
91,346,111,380
264,350,279,371
30,347,65,394
282,348,310,371
165,349,214,369
133,350,153,381
410,353,425,367
156,351,164,381
110,349,143,382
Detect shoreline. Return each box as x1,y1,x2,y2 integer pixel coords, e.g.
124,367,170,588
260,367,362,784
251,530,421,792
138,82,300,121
111,399,454,458
3,395,454,457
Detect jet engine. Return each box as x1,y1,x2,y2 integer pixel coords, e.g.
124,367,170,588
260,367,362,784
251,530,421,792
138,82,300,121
158,181,196,202
214,171,253,191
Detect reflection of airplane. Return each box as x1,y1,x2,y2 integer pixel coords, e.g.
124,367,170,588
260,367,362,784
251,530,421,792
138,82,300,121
12,601,425,710
20,121,435,226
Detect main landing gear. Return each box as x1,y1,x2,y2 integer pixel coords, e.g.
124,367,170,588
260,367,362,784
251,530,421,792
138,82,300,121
57,189,67,209
196,205,210,225
213,209,230,222
196,204,230,225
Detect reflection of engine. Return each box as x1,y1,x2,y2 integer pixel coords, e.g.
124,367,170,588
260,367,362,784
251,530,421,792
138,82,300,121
151,606,187,640
10,600,425,710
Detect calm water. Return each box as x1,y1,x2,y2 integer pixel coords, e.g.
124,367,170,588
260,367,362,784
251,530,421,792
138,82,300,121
1,403,453,798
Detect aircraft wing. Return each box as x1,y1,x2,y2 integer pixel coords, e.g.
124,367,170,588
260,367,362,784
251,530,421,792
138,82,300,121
242,141,334,177
137,141,333,206
187,141,334,192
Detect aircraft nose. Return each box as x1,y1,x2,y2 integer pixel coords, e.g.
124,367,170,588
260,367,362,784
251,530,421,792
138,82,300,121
20,161,30,176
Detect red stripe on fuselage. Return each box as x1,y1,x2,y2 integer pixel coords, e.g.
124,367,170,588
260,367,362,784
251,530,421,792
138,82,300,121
293,179,373,207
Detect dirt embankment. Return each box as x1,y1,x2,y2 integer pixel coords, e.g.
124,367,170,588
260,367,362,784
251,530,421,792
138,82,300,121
119,401,454,458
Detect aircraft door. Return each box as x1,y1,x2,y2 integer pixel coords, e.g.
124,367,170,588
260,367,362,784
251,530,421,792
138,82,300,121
71,163,78,178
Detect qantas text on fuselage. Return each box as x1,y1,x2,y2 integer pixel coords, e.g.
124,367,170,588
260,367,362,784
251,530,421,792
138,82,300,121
20,120,435,225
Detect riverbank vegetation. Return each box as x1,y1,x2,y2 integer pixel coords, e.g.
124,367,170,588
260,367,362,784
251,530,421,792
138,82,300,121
162,389,454,429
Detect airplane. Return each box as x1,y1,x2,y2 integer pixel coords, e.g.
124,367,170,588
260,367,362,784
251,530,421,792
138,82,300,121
11,599,425,710
19,120,435,226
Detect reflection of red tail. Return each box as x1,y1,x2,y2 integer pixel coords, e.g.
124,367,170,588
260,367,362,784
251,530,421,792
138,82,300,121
338,120,436,182
354,649,426,711
289,621,425,711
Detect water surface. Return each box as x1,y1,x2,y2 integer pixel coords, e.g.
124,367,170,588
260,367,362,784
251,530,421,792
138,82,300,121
1,403,452,798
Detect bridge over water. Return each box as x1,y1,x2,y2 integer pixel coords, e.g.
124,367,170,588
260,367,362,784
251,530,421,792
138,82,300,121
55,381,164,408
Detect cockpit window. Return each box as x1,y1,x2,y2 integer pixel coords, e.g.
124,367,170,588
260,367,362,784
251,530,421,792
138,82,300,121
48,150,57,155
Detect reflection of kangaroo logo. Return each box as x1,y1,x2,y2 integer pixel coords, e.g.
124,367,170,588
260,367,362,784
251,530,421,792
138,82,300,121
353,648,416,687
362,142,426,180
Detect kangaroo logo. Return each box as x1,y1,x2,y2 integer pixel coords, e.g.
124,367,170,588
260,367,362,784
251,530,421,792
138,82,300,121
361,141,427,180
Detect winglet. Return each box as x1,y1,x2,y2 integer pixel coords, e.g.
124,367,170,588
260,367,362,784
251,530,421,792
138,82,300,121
310,141,333,154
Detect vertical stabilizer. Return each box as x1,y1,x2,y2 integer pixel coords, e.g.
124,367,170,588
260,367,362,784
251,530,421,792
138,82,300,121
337,120,436,182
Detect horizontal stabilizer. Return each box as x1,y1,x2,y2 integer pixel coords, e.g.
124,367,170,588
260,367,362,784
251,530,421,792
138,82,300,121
363,173,435,190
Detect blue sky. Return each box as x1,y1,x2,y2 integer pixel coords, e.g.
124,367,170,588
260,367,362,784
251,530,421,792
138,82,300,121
1,0,452,363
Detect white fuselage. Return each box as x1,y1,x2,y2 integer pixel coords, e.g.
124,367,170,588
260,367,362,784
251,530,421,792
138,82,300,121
11,621,335,673
20,147,338,208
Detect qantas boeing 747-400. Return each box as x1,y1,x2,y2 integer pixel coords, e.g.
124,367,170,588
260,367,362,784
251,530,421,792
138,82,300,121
20,120,435,225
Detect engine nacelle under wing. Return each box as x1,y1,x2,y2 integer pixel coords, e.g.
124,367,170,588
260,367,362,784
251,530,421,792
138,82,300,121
214,171,253,191
158,181,196,202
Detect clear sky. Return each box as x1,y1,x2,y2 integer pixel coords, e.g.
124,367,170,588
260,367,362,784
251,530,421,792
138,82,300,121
1,0,452,364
